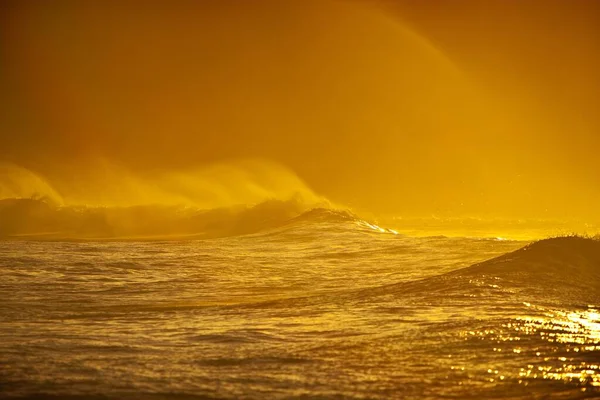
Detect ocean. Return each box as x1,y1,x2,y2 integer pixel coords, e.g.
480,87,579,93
1,207,600,399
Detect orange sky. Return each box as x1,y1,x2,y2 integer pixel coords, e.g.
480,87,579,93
1,0,599,222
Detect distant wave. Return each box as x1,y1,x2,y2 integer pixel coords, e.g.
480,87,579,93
1,159,377,239
0,197,394,240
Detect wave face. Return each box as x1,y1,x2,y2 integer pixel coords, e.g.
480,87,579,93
458,236,600,303
354,236,600,311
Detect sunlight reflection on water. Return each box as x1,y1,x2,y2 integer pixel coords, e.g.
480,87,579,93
464,303,600,391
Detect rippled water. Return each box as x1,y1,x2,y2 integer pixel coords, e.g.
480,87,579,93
2,216,600,399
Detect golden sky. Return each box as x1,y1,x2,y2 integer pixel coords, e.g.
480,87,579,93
1,0,599,222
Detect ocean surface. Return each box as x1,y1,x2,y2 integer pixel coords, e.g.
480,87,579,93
2,208,600,399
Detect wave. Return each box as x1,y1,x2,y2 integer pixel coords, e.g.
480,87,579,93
0,159,371,239
456,236,600,304
0,197,389,240
353,236,600,307
0,158,399,239
462,236,600,277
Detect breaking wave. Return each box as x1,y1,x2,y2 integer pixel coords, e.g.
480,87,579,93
0,198,309,239
0,160,407,239
0,197,396,239
0,160,352,239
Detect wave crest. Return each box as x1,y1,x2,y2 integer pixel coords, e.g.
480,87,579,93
0,197,380,239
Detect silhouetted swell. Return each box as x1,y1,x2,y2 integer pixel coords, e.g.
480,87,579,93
350,236,600,307
0,198,364,239
461,236,600,278
458,236,600,303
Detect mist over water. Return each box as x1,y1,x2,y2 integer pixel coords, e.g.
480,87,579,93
0,159,338,239
2,0,598,223
0,159,322,208
0,163,64,205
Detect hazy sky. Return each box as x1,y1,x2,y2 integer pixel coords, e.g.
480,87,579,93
1,0,599,221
